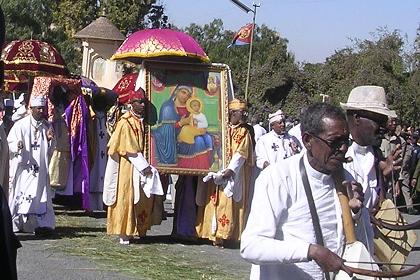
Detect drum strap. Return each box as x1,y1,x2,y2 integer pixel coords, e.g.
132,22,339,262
299,157,331,280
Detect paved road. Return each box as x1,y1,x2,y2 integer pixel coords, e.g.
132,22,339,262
16,202,420,280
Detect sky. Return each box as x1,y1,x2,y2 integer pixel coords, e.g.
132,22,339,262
163,0,420,63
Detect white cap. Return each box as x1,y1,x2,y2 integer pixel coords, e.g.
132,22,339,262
30,95,47,107
269,109,285,124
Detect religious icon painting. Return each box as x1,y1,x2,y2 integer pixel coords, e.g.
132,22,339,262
143,61,230,175
205,72,220,96
151,69,166,92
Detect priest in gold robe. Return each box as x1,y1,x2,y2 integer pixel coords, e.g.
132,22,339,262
196,99,255,247
103,89,163,245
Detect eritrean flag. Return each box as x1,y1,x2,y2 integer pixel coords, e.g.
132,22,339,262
228,23,254,48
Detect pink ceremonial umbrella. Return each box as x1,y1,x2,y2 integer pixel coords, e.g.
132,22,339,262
111,29,210,63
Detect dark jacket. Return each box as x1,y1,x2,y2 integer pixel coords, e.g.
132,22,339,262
0,186,21,280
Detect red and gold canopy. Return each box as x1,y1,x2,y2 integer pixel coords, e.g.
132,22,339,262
1,39,69,76
112,73,140,105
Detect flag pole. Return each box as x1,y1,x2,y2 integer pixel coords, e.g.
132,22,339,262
230,1,260,102
244,3,259,102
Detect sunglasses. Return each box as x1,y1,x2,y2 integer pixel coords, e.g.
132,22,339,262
355,112,388,127
309,133,352,151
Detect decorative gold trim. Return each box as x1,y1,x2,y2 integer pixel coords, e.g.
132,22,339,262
221,69,229,169
144,60,229,176
3,59,66,68
111,51,210,63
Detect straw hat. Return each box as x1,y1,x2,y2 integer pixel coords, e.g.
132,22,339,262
340,85,397,118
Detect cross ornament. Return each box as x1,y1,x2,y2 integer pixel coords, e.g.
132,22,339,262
99,130,105,139
271,142,279,151
100,150,106,159
31,142,40,150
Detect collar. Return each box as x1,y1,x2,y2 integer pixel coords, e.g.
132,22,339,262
270,130,286,138
303,152,332,185
352,141,370,155
130,109,142,120
30,115,43,128
229,123,242,129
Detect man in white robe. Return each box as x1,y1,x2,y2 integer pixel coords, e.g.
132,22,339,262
241,103,363,280
250,115,266,142
255,109,300,170
8,95,55,233
340,85,400,253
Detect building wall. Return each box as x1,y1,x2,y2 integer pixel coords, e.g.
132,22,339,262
81,39,124,89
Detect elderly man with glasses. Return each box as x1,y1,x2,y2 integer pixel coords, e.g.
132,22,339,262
340,85,402,254
241,103,363,280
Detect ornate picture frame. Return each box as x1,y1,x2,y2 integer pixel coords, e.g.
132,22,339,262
144,61,229,175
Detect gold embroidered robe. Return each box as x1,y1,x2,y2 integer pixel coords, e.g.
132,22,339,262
196,123,254,241
106,112,162,237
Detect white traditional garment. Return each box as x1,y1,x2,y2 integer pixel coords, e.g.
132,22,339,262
202,152,245,202
343,142,379,253
103,151,163,206
240,152,344,280
89,111,108,210
0,122,9,197
7,115,55,232
255,130,300,169
11,105,28,122
253,123,267,142
288,123,303,148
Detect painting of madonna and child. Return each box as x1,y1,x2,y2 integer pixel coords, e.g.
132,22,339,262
145,62,229,175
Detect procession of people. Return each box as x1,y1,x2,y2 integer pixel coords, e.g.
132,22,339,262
1,78,419,278
1,7,420,280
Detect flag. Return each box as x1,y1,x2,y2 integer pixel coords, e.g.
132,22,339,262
228,23,254,48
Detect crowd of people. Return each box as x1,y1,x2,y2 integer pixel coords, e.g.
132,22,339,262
1,78,420,279
0,78,420,279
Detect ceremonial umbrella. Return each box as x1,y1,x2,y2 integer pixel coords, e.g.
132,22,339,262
111,29,210,63
1,39,69,76
112,72,141,105
3,72,30,92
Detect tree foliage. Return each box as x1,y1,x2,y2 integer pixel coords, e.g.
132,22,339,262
0,2,418,126
1,0,169,73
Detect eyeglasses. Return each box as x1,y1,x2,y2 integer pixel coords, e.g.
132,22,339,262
354,112,387,127
309,133,352,151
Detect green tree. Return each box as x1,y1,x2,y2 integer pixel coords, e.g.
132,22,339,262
300,28,411,121
0,0,56,41
1,0,170,73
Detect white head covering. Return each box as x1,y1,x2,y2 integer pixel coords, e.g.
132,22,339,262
30,95,47,107
269,109,285,124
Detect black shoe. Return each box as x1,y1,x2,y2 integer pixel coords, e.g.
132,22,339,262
35,227,54,237
408,208,419,215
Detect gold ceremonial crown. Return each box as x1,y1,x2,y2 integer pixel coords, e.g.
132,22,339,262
228,98,247,110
